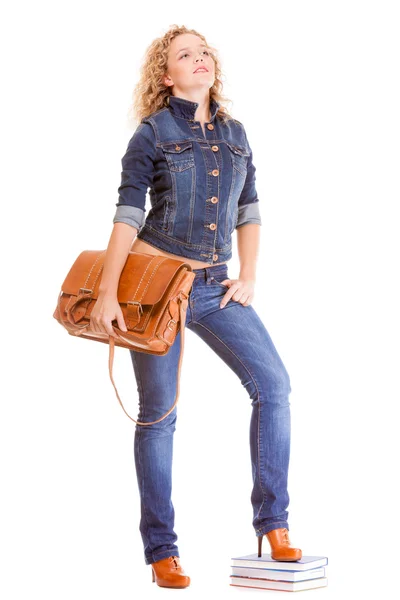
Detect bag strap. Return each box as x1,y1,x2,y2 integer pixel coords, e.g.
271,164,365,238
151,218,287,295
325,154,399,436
107,296,186,426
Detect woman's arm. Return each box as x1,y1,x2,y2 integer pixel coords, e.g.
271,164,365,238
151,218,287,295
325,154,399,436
237,223,261,282
219,223,261,309
98,222,138,297
100,121,156,296
236,124,262,282
89,123,155,333
89,222,138,336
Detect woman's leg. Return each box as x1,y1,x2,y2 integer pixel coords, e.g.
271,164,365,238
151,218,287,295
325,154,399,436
130,335,184,566
187,265,292,537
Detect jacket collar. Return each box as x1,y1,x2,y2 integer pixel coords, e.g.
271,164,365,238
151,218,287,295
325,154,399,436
166,94,220,122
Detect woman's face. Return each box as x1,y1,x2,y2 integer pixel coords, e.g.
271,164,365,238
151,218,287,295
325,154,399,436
163,33,215,95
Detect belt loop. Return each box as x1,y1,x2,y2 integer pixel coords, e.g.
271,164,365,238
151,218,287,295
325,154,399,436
205,267,212,284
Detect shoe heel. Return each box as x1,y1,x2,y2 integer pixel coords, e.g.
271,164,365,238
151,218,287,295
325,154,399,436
151,567,155,583
258,534,263,557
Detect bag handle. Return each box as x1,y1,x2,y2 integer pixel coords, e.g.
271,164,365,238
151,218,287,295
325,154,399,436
107,297,187,426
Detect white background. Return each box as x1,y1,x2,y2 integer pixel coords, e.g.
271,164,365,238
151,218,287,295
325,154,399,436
1,1,399,598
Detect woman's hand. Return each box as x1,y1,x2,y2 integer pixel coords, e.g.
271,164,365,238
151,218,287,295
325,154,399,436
219,277,256,308
88,293,128,338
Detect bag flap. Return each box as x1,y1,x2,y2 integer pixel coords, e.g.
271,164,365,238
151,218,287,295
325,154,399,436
117,252,190,304
61,250,192,305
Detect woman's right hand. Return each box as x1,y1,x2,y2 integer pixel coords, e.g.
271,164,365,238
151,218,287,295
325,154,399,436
89,293,128,338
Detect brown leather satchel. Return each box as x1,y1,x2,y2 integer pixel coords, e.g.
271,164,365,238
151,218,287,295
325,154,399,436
53,250,195,426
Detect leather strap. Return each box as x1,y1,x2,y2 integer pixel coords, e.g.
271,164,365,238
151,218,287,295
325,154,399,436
107,297,186,425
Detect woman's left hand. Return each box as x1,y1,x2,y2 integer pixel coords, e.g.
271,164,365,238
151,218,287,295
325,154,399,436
219,278,255,308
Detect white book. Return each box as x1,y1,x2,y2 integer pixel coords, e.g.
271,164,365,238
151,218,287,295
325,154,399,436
231,564,327,582
231,552,328,571
230,575,328,592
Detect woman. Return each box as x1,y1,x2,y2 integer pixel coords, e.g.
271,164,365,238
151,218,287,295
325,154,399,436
90,25,302,588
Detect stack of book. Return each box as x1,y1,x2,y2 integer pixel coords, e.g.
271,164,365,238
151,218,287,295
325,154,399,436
230,553,328,592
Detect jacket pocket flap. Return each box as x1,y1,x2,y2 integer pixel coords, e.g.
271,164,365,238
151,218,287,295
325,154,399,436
159,141,193,154
226,142,250,157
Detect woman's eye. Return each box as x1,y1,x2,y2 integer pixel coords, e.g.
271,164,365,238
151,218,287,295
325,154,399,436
179,50,210,59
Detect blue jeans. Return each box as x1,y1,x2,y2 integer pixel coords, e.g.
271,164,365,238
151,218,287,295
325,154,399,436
130,263,292,566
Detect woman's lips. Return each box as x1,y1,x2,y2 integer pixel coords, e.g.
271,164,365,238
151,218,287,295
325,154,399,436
193,67,209,73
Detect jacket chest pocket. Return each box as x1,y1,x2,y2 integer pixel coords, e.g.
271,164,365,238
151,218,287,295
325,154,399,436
160,141,195,172
226,143,249,177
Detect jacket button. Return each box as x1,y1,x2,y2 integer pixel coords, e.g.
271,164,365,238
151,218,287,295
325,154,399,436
207,124,214,130
211,197,218,203
213,254,218,261
175,145,181,151
210,223,217,230
212,169,219,176
211,145,219,152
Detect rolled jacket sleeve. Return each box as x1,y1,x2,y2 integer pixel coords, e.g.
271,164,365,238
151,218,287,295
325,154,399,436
235,127,262,229
113,122,156,230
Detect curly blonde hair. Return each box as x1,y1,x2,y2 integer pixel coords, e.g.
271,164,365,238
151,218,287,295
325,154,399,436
127,24,234,129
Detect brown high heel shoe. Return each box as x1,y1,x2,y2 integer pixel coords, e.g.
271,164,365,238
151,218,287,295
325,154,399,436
151,555,191,588
258,527,302,561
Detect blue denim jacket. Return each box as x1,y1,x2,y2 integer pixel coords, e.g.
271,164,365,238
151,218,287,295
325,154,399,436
113,95,262,264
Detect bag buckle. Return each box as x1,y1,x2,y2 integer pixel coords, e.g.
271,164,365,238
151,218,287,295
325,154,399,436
127,300,143,316
167,319,177,331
